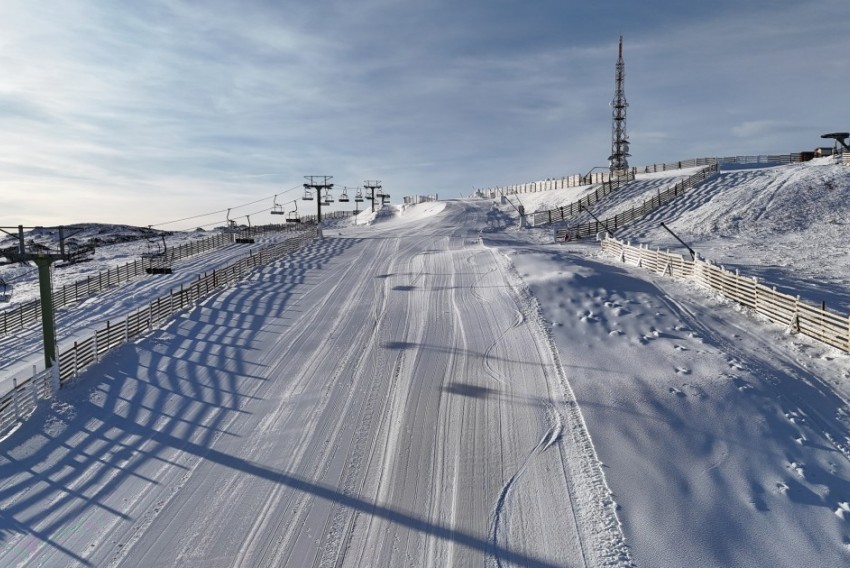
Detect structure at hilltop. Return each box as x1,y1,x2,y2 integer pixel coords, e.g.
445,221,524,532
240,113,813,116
609,36,630,175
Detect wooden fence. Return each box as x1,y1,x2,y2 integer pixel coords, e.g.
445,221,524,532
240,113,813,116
298,210,360,224
0,223,300,337
554,163,719,239
478,154,807,201
601,237,849,354
0,228,317,434
533,173,634,226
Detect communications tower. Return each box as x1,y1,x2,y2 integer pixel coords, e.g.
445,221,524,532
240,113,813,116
608,35,630,175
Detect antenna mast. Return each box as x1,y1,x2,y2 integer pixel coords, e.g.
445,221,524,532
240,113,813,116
608,35,630,175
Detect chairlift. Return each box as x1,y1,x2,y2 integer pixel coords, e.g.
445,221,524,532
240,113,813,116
286,201,301,223
339,187,350,203
143,235,173,274
323,189,334,204
140,236,165,258
354,187,364,202
236,215,256,244
303,185,314,200
0,277,11,302
224,208,240,233
271,194,285,215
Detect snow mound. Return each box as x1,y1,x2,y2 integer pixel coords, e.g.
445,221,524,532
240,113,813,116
672,163,850,239
352,201,446,226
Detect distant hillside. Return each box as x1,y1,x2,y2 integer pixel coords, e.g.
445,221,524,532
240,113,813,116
0,223,170,251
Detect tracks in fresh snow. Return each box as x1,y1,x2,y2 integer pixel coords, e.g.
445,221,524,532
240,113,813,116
0,202,619,567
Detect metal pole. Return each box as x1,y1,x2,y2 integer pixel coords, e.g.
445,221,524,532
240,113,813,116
579,204,616,236
660,222,695,260
35,256,58,368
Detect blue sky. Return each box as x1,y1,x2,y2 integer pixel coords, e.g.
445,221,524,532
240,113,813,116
1,0,848,229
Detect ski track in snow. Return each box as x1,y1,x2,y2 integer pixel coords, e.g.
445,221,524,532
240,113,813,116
4,158,850,567
1,202,621,567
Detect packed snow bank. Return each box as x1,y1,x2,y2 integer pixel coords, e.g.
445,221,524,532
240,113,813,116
502,241,850,567
350,201,446,227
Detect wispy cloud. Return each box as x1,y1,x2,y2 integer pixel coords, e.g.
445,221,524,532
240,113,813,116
0,0,848,226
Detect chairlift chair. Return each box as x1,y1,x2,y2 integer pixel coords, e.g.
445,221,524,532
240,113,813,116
146,258,173,275
354,187,364,202
143,236,173,274
323,189,334,204
303,185,314,200
339,187,350,203
286,201,301,223
271,194,285,215
140,237,164,258
236,215,256,244
224,208,240,233
0,277,11,301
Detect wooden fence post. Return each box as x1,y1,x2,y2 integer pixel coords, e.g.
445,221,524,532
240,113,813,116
12,378,20,420
753,277,759,314
790,295,801,333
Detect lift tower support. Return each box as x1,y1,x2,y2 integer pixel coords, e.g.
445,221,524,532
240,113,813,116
0,225,86,369
363,180,382,213
304,176,334,226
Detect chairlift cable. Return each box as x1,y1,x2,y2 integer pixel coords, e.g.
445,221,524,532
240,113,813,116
148,184,302,228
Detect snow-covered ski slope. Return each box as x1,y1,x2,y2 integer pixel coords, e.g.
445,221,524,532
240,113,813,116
3,153,850,567
0,202,627,567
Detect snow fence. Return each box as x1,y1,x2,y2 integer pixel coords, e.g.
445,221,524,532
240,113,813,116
0,223,305,337
0,228,317,435
601,237,850,355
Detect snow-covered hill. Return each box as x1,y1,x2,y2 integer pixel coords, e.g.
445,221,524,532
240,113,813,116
2,158,850,567
521,156,850,312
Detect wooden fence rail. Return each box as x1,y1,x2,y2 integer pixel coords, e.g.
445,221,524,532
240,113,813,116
0,223,300,337
0,228,317,434
532,173,635,226
601,237,850,355
479,153,807,201
553,163,719,239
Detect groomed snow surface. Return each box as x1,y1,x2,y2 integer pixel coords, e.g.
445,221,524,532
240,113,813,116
2,158,850,566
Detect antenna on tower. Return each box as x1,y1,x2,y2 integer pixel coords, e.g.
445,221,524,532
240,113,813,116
608,35,630,175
